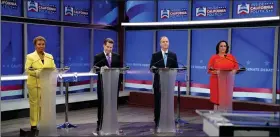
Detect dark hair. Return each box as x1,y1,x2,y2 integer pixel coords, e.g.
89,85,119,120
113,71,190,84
216,40,229,54
103,38,114,45
33,36,46,45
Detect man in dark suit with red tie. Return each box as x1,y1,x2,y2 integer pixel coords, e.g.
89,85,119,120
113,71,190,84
149,36,178,129
93,38,121,133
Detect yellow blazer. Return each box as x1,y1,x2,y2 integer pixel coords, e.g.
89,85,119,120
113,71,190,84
25,51,56,88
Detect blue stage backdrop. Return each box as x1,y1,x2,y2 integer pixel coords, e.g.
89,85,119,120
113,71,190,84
27,0,60,20
233,0,277,18
157,31,188,89
93,29,118,56
27,24,60,68
190,29,228,97
191,0,229,97
1,0,22,16
93,0,118,25
125,31,154,91
126,1,155,22
231,28,275,103
192,0,229,20
1,22,24,100
231,0,278,103
158,1,189,22
63,0,90,23
64,27,91,93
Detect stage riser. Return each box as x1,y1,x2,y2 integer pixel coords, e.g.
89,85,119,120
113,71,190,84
128,92,280,111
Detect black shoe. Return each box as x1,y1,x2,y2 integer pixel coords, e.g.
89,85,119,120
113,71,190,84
31,126,37,131
92,128,99,136
155,121,159,128
30,126,38,136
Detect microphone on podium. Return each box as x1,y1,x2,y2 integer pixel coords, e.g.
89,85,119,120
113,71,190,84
224,54,246,71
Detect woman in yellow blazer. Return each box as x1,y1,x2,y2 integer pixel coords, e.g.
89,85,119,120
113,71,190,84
24,36,56,132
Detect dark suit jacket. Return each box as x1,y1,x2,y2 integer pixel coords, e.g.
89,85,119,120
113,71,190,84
149,51,179,90
94,52,121,93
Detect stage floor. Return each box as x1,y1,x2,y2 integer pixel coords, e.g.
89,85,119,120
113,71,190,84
1,105,206,136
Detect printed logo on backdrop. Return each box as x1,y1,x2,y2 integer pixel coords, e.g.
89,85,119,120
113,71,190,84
195,6,227,17
191,59,207,70
64,6,89,17
237,2,274,15
27,0,57,13
67,57,90,67
2,57,22,69
160,9,187,19
1,0,18,9
245,60,273,73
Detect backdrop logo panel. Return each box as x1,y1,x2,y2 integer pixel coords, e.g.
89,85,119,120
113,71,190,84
195,6,227,17
237,2,274,15
27,0,57,13
64,6,89,17
1,0,18,9
192,1,229,20
1,0,22,16
160,9,187,19
233,0,277,18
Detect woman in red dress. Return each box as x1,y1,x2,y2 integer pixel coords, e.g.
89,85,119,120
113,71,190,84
207,40,239,110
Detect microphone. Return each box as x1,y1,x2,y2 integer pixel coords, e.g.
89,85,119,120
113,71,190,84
151,55,167,69
44,55,69,69
93,58,108,69
224,54,246,71
28,58,42,71
164,53,187,69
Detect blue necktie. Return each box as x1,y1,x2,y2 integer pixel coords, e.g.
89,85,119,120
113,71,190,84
164,53,167,67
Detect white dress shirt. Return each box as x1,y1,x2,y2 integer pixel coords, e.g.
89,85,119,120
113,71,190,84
161,49,168,57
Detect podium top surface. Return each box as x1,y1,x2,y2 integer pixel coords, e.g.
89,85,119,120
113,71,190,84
101,67,129,70
151,67,187,70
1,72,97,81
209,68,246,71
196,110,280,128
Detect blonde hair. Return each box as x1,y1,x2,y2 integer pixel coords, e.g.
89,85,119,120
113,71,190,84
33,36,46,45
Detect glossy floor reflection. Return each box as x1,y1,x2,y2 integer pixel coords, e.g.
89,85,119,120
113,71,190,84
1,105,207,136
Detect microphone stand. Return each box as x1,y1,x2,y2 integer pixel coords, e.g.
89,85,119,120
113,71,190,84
57,67,77,129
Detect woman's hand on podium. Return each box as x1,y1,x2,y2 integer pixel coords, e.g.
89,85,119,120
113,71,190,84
231,70,237,74
211,70,219,75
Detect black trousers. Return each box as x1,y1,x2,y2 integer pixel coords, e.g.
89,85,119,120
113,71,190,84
153,87,161,127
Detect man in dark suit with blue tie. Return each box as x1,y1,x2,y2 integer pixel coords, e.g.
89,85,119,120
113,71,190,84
149,36,179,129
93,38,121,133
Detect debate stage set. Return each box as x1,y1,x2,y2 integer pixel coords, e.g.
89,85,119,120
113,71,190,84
1,0,280,137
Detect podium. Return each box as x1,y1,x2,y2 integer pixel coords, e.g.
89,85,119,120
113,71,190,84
152,67,186,133
216,68,245,111
93,67,129,135
37,67,69,136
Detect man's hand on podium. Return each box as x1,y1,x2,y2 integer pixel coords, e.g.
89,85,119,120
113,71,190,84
100,66,109,73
